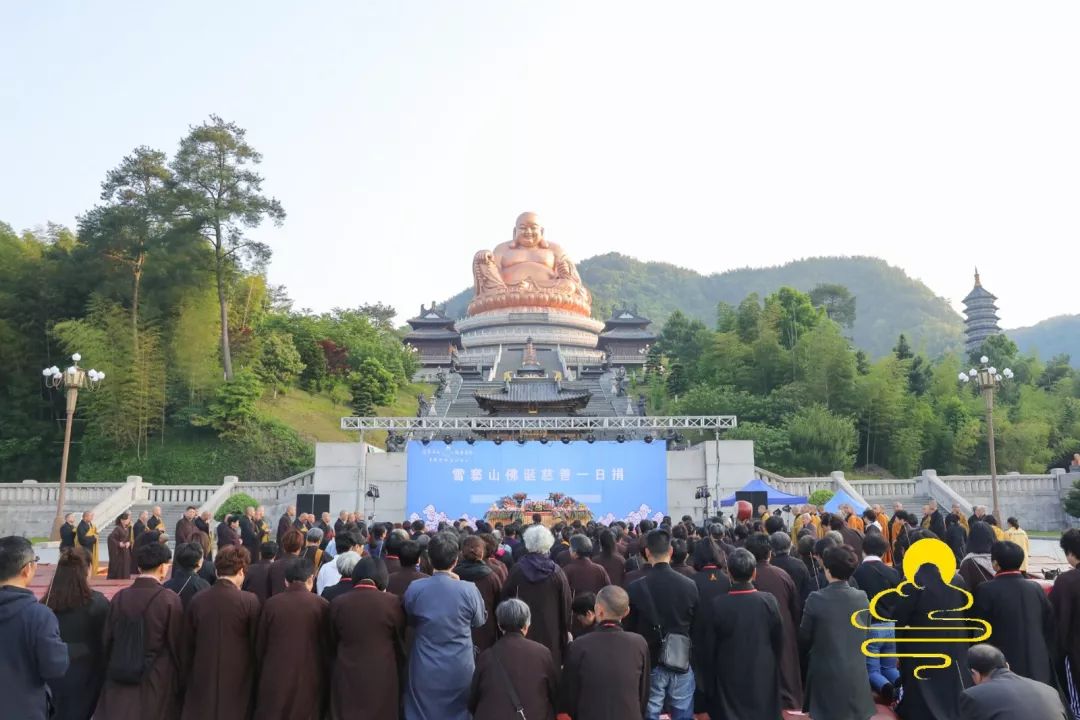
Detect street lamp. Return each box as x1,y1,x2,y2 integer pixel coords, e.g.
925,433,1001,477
959,355,1013,520
42,354,105,540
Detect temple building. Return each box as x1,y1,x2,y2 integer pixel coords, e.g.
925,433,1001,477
962,269,1002,354
403,303,461,369
473,339,592,416
597,305,656,366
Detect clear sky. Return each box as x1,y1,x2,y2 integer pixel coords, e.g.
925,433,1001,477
3,2,1077,329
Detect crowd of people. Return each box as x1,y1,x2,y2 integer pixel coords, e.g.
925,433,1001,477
0,498,1075,719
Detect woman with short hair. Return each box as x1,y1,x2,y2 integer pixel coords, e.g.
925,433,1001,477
469,599,558,720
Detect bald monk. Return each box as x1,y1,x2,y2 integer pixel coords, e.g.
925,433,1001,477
844,504,865,534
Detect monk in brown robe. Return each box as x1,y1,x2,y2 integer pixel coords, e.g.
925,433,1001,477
174,506,197,545
470,598,558,720
268,529,304,597
242,541,278,604
746,533,804,710
387,540,429,596
254,557,330,719
106,513,133,580
560,585,650,720
562,535,612,597
328,557,405,720
95,542,183,720
181,545,261,719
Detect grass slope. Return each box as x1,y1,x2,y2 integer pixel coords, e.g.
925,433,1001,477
258,383,433,448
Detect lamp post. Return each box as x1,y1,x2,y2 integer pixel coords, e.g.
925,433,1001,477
42,354,105,540
959,356,1013,520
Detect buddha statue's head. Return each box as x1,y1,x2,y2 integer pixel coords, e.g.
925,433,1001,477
511,212,548,249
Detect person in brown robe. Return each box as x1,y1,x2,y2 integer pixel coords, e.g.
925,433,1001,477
276,505,296,544
457,536,503,652
268,529,304,598
95,542,183,720
595,529,627,588
328,557,405,720
387,540,429,596
560,585,650,720
174,507,197,545
746,533,804,710
242,541,278,604
562,535,611,597
254,557,330,720
181,545,260,719
106,513,133,580
502,526,573,668
470,598,558,720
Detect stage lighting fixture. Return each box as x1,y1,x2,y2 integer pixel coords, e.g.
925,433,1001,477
540,438,549,445
443,435,453,445
560,436,571,444
421,438,430,446
644,435,653,444
517,438,527,446
616,434,625,443
586,435,596,444
493,438,503,445
466,437,476,445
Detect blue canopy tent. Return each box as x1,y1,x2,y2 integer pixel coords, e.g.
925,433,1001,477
718,478,808,507
823,488,868,515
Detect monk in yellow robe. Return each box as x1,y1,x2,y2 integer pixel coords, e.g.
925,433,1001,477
76,511,99,575
1004,517,1030,572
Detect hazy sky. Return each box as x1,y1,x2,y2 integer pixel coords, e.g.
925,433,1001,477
3,2,1078,329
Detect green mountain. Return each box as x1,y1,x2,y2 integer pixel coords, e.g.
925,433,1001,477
442,254,966,358
1010,315,1080,364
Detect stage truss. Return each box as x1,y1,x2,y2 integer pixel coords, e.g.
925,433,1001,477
340,415,737,432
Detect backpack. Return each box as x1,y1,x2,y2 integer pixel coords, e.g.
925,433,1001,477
107,586,165,684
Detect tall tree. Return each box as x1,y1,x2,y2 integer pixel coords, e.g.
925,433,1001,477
80,147,175,353
172,116,285,381
809,283,856,329
893,333,914,360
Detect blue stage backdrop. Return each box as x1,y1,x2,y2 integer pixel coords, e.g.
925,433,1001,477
406,440,667,529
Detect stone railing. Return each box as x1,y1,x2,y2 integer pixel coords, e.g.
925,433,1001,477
0,481,124,506
143,484,221,506
752,468,870,508
197,476,239,517
849,479,920,499
236,468,316,505
938,473,1061,496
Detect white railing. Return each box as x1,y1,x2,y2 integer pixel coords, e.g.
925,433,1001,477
940,474,1060,495
235,468,316,503
849,480,920,498
0,481,124,506
143,485,220,505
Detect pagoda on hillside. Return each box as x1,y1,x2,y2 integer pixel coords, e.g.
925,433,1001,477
403,303,461,368
473,338,592,416
962,269,1002,354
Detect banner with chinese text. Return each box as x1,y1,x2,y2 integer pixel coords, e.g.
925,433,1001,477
405,440,667,528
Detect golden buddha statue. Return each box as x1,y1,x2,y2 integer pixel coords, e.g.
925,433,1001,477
469,212,592,316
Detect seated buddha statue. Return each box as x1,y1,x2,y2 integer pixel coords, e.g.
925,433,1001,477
470,212,592,316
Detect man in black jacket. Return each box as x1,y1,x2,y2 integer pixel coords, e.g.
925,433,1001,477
0,536,69,720
625,529,699,720
853,532,902,699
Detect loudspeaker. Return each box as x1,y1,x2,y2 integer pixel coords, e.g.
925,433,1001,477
296,493,330,518
735,491,768,513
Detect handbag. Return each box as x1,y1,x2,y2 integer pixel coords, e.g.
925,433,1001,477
492,643,527,719
638,577,692,673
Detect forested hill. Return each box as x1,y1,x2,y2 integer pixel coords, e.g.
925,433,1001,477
1010,315,1080,364
442,254,966,358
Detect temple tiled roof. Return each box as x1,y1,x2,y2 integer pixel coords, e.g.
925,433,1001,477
475,380,591,404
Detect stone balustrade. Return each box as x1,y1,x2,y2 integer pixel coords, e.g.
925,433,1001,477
0,481,123,506
143,485,220,506
849,479,920,499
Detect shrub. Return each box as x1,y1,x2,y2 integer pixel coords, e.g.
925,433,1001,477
215,492,260,522
808,489,835,507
